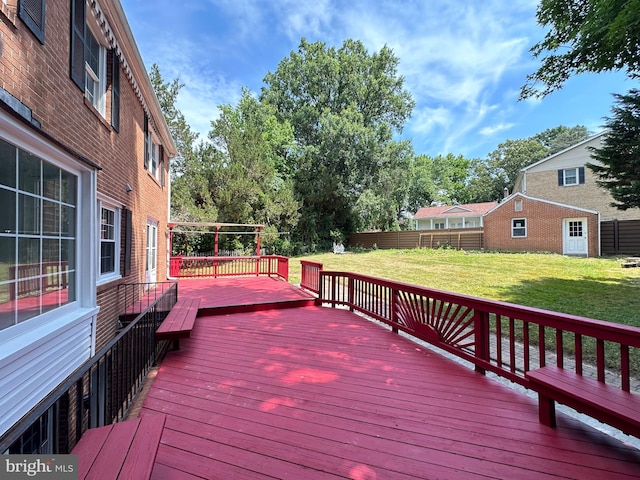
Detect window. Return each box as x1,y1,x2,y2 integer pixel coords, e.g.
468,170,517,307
98,201,121,281
19,0,45,44
568,220,583,237
512,218,526,238
145,222,157,283
558,167,585,186
144,113,160,179
0,138,77,331
69,0,119,126
5,408,52,454
84,26,106,115
514,199,522,212
433,221,445,230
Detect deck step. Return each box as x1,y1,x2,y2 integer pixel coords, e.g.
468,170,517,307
73,414,166,480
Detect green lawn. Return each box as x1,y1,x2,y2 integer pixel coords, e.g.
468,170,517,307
289,249,640,327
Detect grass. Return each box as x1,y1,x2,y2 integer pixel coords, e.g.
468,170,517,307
289,249,640,328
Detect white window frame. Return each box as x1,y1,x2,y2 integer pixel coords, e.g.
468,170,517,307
514,199,523,212
97,197,121,284
84,21,107,116
146,132,160,179
562,168,579,186
0,108,98,340
512,218,527,238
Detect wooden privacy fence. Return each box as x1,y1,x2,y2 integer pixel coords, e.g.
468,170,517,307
349,229,484,251
601,219,640,255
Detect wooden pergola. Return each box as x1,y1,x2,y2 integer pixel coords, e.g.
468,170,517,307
168,222,265,257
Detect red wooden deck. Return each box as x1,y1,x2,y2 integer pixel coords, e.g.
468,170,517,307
134,278,640,479
177,276,316,312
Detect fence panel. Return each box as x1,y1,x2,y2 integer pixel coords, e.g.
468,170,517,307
350,229,483,251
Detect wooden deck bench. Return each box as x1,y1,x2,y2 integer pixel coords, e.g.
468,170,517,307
72,414,166,479
155,297,200,349
526,365,640,438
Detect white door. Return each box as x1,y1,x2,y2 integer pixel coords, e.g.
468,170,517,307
146,222,157,284
563,218,588,255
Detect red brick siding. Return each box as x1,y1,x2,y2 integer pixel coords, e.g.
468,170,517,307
1,3,171,349
484,197,598,257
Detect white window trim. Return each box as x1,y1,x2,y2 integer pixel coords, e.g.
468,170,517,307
85,19,107,117
511,218,527,238
562,167,579,186
146,133,160,179
0,108,98,342
97,196,122,285
514,199,523,212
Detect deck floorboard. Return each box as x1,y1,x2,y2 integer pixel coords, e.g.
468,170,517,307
138,291,640,479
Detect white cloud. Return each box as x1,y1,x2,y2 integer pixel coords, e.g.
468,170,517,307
123,0,557,157
271,0,334,41
479,123,515,136
138,35,244,140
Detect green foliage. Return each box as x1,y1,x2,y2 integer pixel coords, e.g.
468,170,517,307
588,89,640,210
207,90,301,232
149,65,217,223
261,38,415,246
467,126,590,202
521,0,640,98
533,125,590,155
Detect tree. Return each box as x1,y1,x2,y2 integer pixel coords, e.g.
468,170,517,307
588,89,640,210
482,138,549,198
149,64,199,178
207,89,300,235
261,38,415,246
533,125,590,155
521,0,640,98
149,65,217,225
466,126,590,202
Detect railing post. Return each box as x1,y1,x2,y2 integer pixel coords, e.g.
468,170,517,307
474,310,490,375
391,289,398,334
348,276,355,312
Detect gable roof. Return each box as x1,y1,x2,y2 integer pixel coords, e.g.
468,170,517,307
513,132,606,193
413,201,498,219
486,192,599,216
521,132,605,173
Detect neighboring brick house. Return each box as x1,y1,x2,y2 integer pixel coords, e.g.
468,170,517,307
0,0,175,445
484,193,599,257
512,132,640,254
513,132,640,222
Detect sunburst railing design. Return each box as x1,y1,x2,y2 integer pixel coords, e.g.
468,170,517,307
395,290,475,351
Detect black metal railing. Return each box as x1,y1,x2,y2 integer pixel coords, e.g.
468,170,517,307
0,283,178,454
118,281,178,319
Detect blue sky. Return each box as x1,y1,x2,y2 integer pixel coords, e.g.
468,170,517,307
119,0,635,159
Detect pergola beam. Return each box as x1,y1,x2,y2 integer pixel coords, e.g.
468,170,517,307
169,222,265,257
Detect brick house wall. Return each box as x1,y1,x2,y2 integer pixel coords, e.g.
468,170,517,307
515,134,640,222
0,1,174,349
484,195,599,257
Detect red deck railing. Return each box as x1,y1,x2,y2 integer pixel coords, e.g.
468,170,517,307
300,260,323,293
169,255,288,281
317,271,640,392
